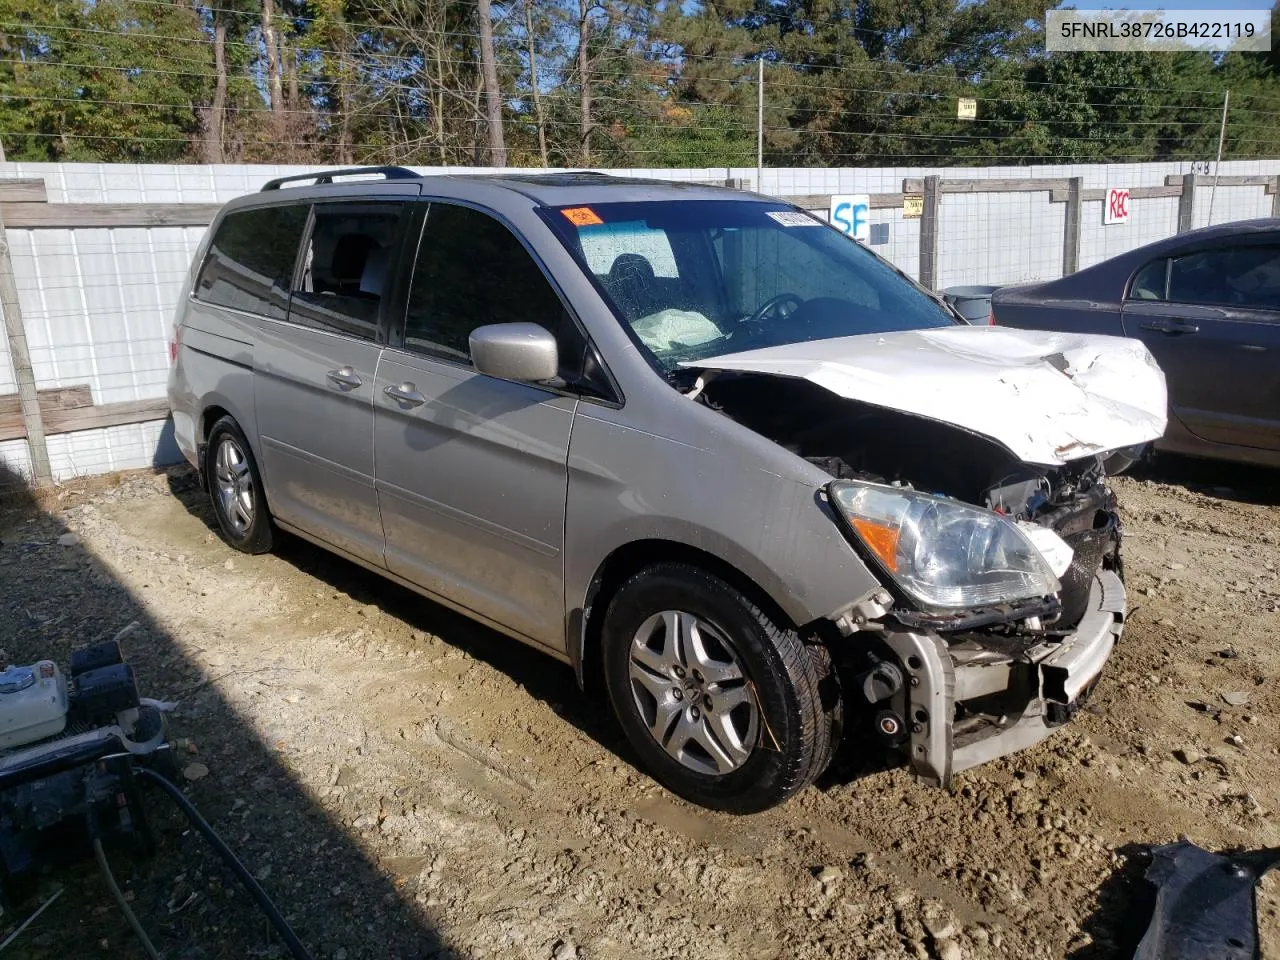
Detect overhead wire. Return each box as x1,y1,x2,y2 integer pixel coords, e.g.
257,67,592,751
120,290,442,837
102,0,1268,104
0,8,1271,166
0,12,1257,109
0,51,1268,124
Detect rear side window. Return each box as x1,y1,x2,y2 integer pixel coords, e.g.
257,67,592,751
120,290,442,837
1169,245,1280,309
1128,259,1168,301
289,202,406,341
403,203,570,364
195,205,307,319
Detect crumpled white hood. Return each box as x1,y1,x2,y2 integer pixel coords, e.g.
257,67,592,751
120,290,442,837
683,325,1168,466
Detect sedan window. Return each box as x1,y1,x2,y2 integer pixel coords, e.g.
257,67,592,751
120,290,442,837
1128,258,1168,301
1169,245,1280,309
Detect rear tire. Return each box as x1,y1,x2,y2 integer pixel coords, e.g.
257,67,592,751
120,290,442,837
205,416,273,554
601,562,836,813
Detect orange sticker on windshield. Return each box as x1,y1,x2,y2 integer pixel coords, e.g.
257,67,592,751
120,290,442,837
561,206,603,226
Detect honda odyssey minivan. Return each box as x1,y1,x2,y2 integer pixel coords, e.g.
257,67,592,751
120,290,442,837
168,167,1167,812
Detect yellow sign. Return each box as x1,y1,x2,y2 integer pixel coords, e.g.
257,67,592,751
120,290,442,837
957,97,977,120
903,194,924,218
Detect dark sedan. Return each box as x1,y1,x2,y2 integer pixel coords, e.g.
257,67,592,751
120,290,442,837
993,219,1280,468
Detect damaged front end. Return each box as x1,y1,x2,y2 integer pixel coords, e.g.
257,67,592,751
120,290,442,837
822,460,1127,787
690,365,1148,785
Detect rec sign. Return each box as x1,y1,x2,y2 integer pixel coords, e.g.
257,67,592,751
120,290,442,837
1104,187,1130,225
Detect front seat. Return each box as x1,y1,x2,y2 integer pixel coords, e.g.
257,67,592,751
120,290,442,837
605,253,660,320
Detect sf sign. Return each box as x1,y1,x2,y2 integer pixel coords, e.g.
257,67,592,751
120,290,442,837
830,194,871,242
1104,187,1130,225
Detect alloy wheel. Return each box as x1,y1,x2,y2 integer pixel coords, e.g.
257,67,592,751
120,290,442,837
627,610,759,776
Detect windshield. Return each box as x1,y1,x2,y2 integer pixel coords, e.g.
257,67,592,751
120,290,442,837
541,200,956,371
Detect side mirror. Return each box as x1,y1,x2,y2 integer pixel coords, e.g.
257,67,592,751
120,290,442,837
469,322,559,383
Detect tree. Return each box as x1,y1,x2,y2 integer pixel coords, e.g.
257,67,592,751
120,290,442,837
477,0,507,164
0,0,210,162
1,0,1276,168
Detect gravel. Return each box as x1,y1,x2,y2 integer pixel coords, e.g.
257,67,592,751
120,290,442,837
1,459,1278,959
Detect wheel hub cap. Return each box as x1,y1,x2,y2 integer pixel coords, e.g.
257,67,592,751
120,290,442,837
213,437,254,536
627,610,759,776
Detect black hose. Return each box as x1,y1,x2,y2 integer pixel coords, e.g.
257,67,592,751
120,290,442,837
135,767,314,960
93,838,163,960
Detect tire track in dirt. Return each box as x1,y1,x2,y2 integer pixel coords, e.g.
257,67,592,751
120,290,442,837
9,465,1276,960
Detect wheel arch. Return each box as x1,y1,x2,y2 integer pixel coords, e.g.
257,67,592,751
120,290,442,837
195,394,262,483
571,538,806,692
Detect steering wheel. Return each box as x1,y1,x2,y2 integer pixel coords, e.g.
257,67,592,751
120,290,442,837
749,292,804,325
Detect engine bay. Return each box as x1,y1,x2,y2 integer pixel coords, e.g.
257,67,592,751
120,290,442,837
695,371,1123,631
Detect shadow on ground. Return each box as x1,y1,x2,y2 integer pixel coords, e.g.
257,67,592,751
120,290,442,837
1066,843,1156,960
169,469,894,801
168,467,640,782
0,463,455,960
1131,451,1280,507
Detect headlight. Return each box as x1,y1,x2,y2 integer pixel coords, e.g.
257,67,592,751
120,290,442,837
829,480,1060,611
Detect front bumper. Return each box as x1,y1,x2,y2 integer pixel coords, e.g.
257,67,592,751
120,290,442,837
883,568,1126,786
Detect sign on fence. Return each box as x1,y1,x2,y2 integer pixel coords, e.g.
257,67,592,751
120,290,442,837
829,194,871,241
903,194,924,219
1104,187,1131,225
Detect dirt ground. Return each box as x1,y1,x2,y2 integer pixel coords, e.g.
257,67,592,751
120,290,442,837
1,455,1278,960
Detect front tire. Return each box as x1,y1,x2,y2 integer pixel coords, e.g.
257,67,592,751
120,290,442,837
205,416,273,554
601,562,836,813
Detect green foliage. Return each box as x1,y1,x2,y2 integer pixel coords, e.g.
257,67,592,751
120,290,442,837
0,0,1276,166
0,0,209,161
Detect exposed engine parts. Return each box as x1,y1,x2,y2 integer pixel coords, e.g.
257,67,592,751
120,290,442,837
697,371,1130,787
699,371,1125,633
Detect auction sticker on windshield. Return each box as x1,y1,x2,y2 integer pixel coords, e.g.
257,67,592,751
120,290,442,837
766,211,821,227
561,207,604,226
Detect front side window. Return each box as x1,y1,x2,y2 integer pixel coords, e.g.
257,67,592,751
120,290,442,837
194,205,308,319
289,202,405,340
403,202,579,369
540,200,954,372
1168,245,1280,310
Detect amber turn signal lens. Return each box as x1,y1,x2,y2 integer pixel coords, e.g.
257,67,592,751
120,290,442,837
851,518,900,573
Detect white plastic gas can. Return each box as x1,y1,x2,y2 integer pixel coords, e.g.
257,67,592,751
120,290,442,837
0,661,69,749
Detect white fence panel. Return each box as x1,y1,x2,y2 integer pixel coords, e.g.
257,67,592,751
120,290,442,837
1,158,1277,485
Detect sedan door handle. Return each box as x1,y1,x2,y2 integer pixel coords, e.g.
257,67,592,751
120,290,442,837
384,382,426,407
326,366,363,389
1139,318,1200,335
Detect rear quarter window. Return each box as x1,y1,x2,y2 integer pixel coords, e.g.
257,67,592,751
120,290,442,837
1127,258,1168,301
194,205,308,319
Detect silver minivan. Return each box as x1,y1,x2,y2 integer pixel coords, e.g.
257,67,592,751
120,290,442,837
168,168,1167,812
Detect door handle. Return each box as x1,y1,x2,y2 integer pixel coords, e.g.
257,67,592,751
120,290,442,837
1139,318,1200,335
326,366,363,389
384,382,426,407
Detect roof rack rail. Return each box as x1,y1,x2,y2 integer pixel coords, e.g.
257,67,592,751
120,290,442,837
261,166,418,191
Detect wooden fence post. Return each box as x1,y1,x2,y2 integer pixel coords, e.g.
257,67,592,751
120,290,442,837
1177,173,1197,233
1272,177,1280,217
920,175,940,290
0,208,52,485
1062,177,1082,276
